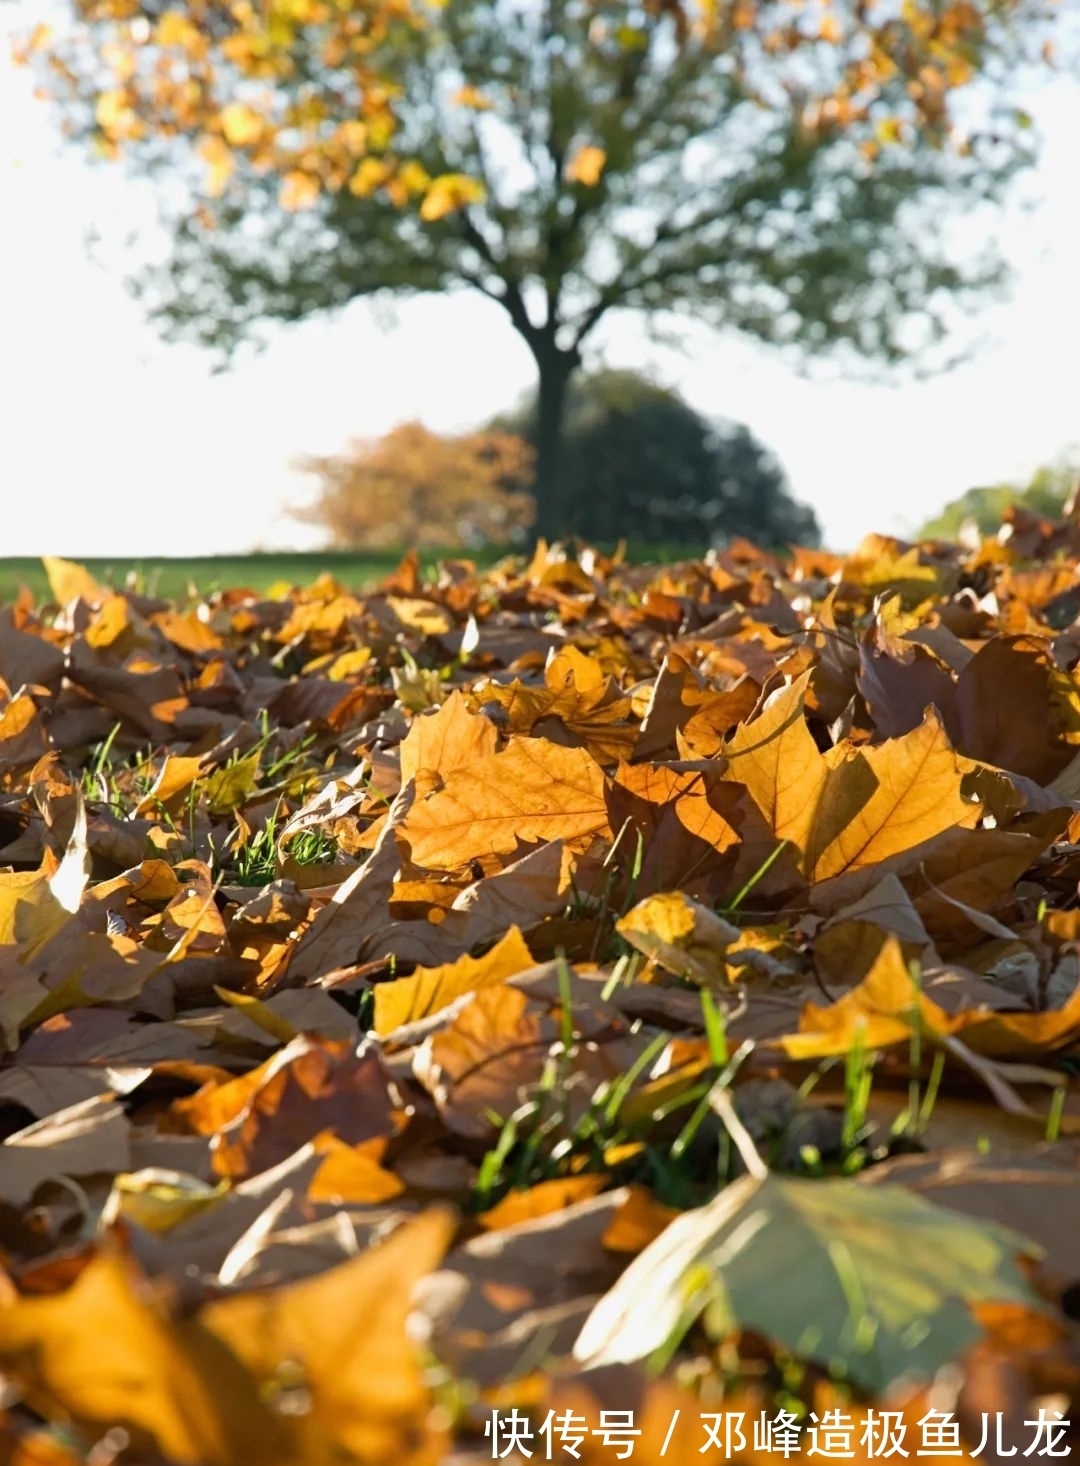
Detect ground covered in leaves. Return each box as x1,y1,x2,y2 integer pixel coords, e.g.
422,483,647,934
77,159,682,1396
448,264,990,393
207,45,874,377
1,525,1079,1465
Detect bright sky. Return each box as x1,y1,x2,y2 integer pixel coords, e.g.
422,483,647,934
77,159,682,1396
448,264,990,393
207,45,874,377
2,9,1079,558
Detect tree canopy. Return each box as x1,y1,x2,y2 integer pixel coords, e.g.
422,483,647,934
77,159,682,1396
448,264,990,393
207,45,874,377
293,420,535,550
492,368,821,547
918,456,1080,540
17,0,1062,536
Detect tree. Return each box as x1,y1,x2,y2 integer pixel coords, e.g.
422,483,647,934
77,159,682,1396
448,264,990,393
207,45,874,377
918,456,1080,540
491,368,820,546
18,0,1060,539
293,420,535,550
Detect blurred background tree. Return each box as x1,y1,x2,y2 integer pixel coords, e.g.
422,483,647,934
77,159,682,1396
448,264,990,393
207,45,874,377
918,454,1080,539
491,368,821,547
293,421,535,549
17,0,1061,540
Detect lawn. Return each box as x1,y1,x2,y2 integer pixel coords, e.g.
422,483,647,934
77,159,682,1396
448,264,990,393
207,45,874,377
0,542,717,605
0,550,463,604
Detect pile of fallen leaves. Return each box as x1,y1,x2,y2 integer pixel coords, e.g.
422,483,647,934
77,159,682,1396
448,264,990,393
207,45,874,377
1,515,1079,1466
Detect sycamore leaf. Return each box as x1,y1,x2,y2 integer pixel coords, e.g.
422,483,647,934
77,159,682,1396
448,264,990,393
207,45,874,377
0,1246,286,1464
374,924,534,1035
722,674,978,883
781,934,1080,1063
615,890,740,986
200,1208,456,1466
41,555,106,607
399,689,498,787
574,1172,1049,1392
400,736,610,870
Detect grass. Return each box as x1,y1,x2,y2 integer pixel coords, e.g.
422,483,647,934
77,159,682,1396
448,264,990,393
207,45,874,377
0,543,720,605
0,552,449,605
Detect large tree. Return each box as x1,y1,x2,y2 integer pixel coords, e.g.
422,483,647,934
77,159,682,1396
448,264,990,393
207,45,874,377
492,367,821,546
18,0,1059,538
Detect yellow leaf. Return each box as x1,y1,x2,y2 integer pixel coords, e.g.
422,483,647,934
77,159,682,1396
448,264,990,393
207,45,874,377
876,116,905,145
94,89,127,129
307,1134,405,1204
818,13,843,41
616,891,740,986
451,84,492,111
0,1248,283,1465
41,555,105,608
213,987,300,1044
565,144,606,186
399,689,498,787
419,172,486,221
201,1208,456,1465
374,925,534,1035
197,134,235,197
203,752,261,816
781,934,1080,1063
398,159,432,195
279,169,320,211
839,539,942,606
722,673,978,884
400,736,610,870
106,1170,229,1235
349,156,392,196
134,754,204,819
0,792,89,955
154,10,200,48
219,102,263,147
26,21,54,52
477,1175,607,1230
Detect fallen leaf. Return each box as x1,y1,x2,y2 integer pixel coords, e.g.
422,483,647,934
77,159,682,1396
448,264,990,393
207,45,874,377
574,1172,1050,1392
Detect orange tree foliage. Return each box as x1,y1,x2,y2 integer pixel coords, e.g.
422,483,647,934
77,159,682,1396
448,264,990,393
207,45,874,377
3,518,1080,1458
13,0,1064,538
292,418,536,549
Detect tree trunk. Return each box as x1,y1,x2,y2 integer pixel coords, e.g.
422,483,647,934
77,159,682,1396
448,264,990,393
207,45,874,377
531,344,580,544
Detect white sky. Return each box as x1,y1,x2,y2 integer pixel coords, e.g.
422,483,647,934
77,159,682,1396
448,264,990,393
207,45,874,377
1,10,1078,557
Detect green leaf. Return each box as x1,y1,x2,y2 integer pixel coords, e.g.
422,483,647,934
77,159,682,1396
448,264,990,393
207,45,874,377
204,753,261,816
573,1173,1049,1392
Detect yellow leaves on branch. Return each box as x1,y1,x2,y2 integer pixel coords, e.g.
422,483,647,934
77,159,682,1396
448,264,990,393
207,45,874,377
419,171,486,221
279,169,321,211
565,144,607,186
20,0,1051,218
451,84,492,111
219,102,265,148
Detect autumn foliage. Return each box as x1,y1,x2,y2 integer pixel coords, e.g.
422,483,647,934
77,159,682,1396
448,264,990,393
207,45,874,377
16,0,1055,215
293,419,536,550
0,515,1079,1457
